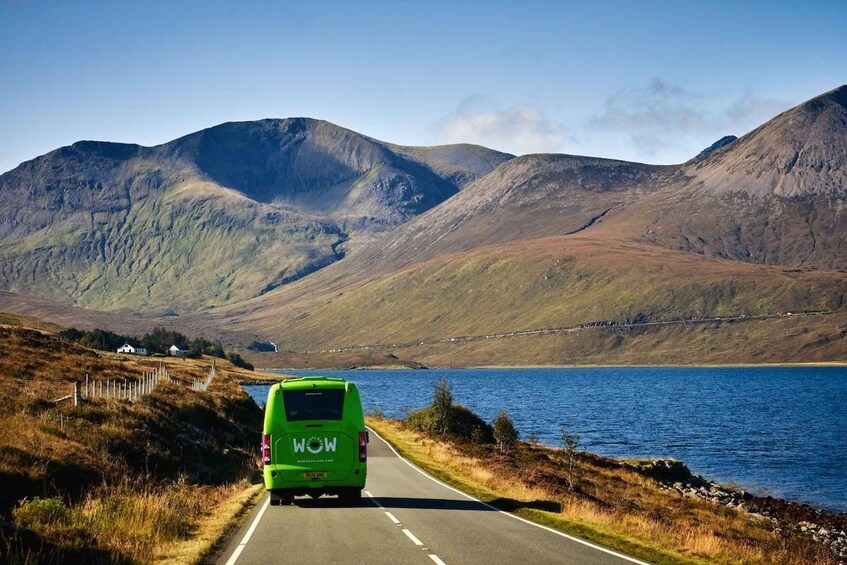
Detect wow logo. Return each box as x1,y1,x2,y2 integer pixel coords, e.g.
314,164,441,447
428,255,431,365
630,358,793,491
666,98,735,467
293,436,337,454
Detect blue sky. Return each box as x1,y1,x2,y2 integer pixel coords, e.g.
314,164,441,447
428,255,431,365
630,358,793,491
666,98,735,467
1,0,845,173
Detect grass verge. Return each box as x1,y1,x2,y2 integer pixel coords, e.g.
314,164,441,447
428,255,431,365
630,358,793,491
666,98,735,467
367,417,834,565
157,481,264,564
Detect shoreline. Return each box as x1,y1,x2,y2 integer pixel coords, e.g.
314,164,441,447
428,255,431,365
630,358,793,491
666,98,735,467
252,361,847,372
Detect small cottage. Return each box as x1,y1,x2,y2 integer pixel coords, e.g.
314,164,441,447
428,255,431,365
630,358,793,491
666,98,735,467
169,345,186,356
117,344,148,355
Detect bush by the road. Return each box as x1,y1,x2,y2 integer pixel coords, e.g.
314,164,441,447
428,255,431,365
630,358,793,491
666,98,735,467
405,376,494,444
492,410,519,454
406,403,494,444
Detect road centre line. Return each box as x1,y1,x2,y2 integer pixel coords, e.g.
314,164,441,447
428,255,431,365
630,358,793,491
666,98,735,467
403,528,424,546
366,427,649,565
225,495,271,565
366,489,446,563
365,490,384,508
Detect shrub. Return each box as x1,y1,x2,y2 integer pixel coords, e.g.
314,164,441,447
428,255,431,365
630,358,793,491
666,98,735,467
431,376,453,436
406,404,494,444
225,352,254,371
492,410,519,454
13,498,73,533
12,497,89,545
560,426,581,490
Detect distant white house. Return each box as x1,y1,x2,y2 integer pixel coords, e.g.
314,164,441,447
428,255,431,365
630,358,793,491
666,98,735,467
169,345,186,356
117,344,148,355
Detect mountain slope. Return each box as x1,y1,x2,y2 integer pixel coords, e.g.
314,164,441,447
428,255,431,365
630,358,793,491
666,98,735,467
4,86,847,367
686,85,847,197
215,234,847,353
207,85,847,364
603,85,847,269
159,119,511,233
0,119,512,311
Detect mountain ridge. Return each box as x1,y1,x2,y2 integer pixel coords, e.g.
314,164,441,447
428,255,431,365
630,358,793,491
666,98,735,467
0,118,512,311
3,85,847,368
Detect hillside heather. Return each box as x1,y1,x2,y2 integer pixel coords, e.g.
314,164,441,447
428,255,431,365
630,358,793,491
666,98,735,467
0,317,265,563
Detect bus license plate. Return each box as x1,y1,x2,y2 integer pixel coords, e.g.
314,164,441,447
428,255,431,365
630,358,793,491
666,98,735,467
304,472,327,479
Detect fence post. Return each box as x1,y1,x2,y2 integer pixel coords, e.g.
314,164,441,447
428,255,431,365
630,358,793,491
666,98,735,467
73,382,81,407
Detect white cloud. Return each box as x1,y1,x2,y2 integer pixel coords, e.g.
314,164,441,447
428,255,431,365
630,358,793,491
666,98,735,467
589,79,711,157
586,79,793,161
434,95,569,155
725,89,791,129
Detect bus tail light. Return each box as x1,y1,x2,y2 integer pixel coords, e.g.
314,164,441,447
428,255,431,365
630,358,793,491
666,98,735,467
262,434,271,466
358,431,367,462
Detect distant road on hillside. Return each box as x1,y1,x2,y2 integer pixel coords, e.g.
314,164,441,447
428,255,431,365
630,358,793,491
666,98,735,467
306,309,835,354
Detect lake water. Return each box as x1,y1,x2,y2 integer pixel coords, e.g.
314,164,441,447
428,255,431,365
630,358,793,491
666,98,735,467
243,367,847,512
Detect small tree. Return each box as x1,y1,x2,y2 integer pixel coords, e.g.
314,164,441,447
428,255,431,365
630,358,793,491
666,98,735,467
560,426,581,490
492,410,519,454
431,376,453,436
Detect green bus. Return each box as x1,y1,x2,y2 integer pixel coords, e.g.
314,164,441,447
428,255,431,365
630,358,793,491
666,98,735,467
262,377,368,505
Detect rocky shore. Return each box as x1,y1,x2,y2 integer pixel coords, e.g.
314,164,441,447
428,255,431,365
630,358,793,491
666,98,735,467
634,459,847,562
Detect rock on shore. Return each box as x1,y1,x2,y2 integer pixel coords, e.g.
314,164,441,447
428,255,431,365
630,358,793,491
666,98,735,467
631,459,847,562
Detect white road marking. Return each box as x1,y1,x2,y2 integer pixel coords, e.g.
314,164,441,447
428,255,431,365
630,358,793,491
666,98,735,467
385,511,401,524
366,427,649,565
225,495,271,565
429,555,447,565
365,490,384,508
403,528,424,546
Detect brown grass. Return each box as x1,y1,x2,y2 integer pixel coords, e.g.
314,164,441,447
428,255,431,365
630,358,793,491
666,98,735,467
0,324,269,563
367,417,835,565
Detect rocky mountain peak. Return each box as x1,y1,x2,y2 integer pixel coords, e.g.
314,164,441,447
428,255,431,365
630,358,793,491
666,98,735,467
685,85,847,197
693,135,737,160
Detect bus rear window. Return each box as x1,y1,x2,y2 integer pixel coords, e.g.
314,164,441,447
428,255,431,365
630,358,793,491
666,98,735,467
282,389,345,421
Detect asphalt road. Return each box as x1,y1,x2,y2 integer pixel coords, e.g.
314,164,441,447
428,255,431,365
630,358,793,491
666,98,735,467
218,430,646,565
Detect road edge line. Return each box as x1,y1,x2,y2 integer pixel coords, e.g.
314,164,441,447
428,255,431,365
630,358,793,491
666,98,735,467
224,494,271,565
367,426,649,565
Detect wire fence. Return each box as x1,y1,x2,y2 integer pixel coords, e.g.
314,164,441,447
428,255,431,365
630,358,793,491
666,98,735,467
192,360,215,392
0,361,217,408
80,363,175,403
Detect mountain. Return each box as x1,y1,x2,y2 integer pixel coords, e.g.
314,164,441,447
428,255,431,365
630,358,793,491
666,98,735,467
611,85,847,269
0,119,512,311
3,85,847,367
686,85,847,197
202,85,847,365
693,135,737,160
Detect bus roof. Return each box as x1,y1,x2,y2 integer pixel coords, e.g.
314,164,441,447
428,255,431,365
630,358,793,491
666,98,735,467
278,376,350,391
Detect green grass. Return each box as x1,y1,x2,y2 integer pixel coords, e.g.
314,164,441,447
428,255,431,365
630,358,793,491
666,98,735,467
0,176,341,312
252,235,847,365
